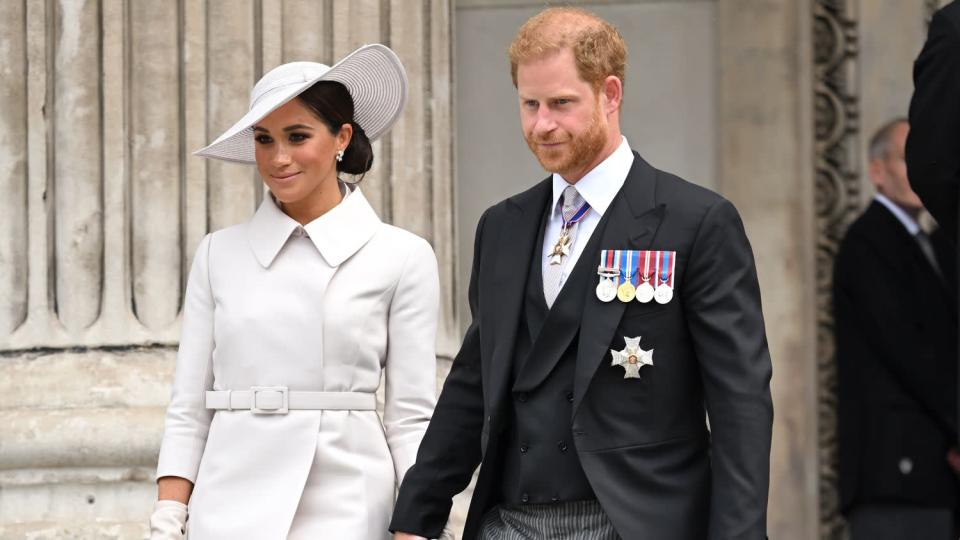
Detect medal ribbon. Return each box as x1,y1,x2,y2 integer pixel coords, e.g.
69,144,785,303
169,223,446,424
601,249,616,272
656,251,677,288
639,251,651,283
617,253,630,283
668,251,676,288
562,201,591,229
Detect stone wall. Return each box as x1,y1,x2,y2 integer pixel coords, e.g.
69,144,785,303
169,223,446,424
0,0,456,536
1,0,949,537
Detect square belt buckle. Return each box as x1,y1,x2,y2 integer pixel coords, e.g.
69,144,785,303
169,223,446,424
250,386,289,414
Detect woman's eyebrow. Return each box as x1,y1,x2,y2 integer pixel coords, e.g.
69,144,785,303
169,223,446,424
251,124,314,133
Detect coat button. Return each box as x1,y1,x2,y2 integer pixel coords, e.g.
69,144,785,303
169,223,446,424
899,457,913,475
517,392,528,403
521,493,530,503
566,392,574,403
520,444,529,454
551,496,560,502
558,440,568,452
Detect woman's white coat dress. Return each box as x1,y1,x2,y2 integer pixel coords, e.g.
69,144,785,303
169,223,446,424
156,185,439,539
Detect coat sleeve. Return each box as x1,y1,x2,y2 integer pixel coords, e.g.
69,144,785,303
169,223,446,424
383,235,441,484
682,199,773,540
156,233,216,483
907,6,960,245
390,210,489,538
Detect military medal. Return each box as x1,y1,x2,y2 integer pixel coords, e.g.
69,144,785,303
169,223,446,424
548,200,591,265
549,230,572,265
654,250,676,304
610,336,654,379
617,250,637,302
596,250,620,302
635,250,655,303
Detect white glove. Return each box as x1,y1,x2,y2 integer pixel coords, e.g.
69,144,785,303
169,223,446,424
149,500,188,540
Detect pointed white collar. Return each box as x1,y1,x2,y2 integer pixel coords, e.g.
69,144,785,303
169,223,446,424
247,184,381,268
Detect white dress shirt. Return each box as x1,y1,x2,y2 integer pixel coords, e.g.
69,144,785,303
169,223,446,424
541,136,635,292
873,193,920,235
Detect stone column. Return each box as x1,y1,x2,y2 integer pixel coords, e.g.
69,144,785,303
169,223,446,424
717,0,819,538
0,1,455,535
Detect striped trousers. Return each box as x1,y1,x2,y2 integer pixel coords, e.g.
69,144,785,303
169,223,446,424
477,500,620,540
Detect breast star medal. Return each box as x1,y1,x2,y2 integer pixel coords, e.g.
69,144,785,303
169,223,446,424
610,336,654,379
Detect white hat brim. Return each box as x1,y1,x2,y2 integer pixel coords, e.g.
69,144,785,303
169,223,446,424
194,44,408,164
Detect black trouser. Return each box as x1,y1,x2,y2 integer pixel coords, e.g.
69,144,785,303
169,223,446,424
848,504,954,540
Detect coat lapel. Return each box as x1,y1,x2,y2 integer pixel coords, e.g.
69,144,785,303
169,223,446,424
513,202,610,392
484,179,552,411
573,154,665,415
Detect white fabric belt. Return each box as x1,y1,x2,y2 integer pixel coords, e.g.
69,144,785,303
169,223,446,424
205,387,376,414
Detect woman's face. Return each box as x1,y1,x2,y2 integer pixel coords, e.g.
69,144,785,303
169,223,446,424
253,99,351,206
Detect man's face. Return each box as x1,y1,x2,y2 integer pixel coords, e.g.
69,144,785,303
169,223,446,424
870,121,923,214
517,48,608,182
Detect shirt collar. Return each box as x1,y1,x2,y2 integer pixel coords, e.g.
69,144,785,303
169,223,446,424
247,183,381,268
874,193,920,235
551,136,634,218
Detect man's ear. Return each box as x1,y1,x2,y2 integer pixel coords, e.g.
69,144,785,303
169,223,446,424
867,158,885,191
601,75,623,115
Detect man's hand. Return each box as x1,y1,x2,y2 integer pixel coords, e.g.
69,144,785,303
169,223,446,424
947,448,960,474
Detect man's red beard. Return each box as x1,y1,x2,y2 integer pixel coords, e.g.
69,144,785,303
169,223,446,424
525,104,607,179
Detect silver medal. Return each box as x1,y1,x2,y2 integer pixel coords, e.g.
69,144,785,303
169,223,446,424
610,336,654,379
596,275,618,302
635,282,655,303
654,284,673,304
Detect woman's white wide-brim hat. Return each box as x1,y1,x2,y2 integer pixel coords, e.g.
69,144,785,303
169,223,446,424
194,43,407,164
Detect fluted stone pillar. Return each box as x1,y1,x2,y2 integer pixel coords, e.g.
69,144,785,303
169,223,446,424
718,0,818,538
0,1,455,536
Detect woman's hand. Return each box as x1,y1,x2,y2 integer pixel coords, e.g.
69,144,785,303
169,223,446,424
149,500,188,540
150,476,193,539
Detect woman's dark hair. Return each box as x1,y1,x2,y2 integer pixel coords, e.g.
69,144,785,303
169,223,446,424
296,81,374,177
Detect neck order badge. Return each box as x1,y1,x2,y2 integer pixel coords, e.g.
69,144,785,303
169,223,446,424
549,200,591,266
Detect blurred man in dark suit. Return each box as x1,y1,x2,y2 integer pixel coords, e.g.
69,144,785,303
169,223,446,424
835,118,959,540
907,0,959,245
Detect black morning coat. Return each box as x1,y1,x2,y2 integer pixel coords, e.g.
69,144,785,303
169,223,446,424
390,153,774,540
834,201,959,513
907,0,960,245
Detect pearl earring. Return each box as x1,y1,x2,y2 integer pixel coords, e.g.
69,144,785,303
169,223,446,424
336,149,344,162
